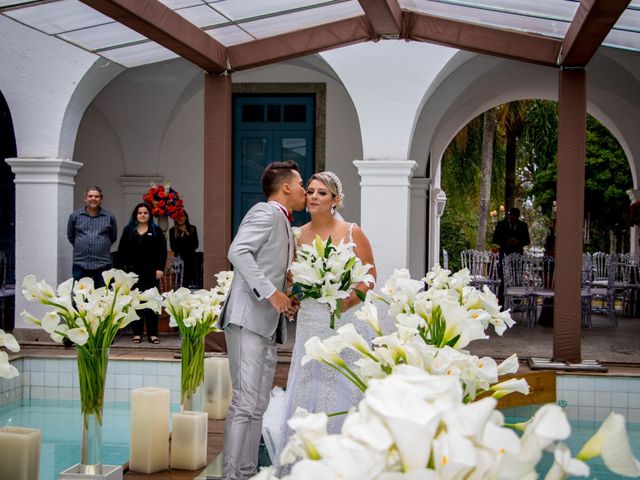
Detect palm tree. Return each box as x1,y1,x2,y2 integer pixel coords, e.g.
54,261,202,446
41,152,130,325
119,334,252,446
496,101,528,212
476,109,496,249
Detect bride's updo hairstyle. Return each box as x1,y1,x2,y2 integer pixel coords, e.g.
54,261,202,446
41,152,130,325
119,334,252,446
309,171,344,209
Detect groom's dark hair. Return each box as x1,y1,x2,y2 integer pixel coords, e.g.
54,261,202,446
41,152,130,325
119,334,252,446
262,160,300,196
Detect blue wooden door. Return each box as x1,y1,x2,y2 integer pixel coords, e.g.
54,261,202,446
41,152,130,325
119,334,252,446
233,95,315,234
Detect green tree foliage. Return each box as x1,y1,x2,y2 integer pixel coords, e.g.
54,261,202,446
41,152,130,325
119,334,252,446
531,115,632,252
442,99,632,258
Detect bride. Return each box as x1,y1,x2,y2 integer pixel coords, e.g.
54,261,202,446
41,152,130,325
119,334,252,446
275,171,376,464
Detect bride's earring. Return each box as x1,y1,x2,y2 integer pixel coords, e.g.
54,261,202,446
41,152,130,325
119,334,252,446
331,206,336,215
305,206,309,213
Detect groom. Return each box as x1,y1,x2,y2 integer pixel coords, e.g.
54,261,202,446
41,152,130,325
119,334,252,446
219,160,306,480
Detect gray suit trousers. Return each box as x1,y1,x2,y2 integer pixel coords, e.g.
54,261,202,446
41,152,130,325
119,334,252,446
223,324,277,480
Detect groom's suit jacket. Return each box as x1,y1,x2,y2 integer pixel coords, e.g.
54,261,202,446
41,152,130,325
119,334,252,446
218,202,294,342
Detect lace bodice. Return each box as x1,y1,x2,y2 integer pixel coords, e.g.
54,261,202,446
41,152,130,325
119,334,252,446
294,222,356,249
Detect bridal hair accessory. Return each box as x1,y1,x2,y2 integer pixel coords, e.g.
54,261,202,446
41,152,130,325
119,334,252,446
324,171,343,198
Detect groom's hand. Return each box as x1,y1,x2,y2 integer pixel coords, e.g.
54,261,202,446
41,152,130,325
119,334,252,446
285,299,300,320
268,290,291,314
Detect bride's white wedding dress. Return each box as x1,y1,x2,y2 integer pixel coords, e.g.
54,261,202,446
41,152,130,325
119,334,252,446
273,223,372,467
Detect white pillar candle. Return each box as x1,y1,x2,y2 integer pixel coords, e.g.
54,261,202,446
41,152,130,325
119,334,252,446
0,426,41,480
170,411,208,470
130,387,170,473
204,356,232,420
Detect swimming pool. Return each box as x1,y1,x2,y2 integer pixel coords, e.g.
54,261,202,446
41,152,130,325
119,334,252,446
0,356,183,480
2,356,640,479
0,399,130,480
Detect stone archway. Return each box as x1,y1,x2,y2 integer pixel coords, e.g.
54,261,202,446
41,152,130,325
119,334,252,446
408,50,640,270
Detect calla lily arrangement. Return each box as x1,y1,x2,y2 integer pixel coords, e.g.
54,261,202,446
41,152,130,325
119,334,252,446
253,365,640,480
302,267,521,403
21,269,163,425
0,329,20,379
289,232,374,329
162,270,232,407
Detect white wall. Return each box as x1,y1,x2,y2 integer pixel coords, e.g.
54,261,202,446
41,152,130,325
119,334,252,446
74,105,126,233
72,55,363,243
234,57,363,223
0,15,96,158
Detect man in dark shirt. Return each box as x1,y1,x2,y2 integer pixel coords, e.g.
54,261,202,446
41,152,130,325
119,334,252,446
492,207,530,256
67,186,117,287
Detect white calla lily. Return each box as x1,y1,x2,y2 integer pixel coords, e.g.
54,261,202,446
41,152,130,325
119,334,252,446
545,443,590,480
497,354,520,375
577,412,640,476
67,327,89,345
490,378,530,399
41,311,61,333
0,351,19,379
0,329,20,352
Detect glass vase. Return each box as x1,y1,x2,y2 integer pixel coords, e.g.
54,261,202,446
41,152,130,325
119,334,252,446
76,346,109,475
181,336,205,412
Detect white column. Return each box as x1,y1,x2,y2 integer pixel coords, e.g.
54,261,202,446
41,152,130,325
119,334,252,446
6,158,82,328
117,176,162,222
409,178,430,278
628,189,640,255
353,160,416,284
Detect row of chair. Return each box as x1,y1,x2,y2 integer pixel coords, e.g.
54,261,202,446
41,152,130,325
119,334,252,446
457,249,640,329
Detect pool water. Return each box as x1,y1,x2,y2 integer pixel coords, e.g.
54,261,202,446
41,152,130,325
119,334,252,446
0,399,179,480
1,398,639,479
505,416,640,479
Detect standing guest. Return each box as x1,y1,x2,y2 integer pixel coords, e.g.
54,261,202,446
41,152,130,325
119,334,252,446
492,207,530,257
67,185,117,287
492,207,531,304
169,211,199,288
117,203,167,344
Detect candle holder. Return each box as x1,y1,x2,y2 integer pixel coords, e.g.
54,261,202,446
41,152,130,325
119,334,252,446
58,464,122,480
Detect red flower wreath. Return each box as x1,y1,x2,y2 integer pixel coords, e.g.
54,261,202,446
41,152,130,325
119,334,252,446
143,183,184,219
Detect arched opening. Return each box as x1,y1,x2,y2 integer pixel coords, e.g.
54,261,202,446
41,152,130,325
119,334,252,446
441,101,632,271
0,89,16,330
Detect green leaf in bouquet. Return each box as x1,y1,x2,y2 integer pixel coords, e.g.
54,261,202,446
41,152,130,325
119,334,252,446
340,271,352,290
314,235,325,257
355,289,367,302
445,335,461,348
344,256,356,272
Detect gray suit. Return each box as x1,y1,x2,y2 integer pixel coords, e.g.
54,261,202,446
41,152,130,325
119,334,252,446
219,202,293,480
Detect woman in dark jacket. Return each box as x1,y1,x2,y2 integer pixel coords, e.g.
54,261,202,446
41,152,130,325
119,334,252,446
117,202,167,344
169,210,199,288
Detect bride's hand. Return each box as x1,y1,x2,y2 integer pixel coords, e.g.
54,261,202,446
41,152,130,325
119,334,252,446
340,294,360,313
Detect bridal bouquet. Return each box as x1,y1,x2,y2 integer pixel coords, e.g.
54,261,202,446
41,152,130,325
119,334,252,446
0,329,20,379
290,234,374,329
162,270,233,408
21,270,163,427
253,365,640,480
